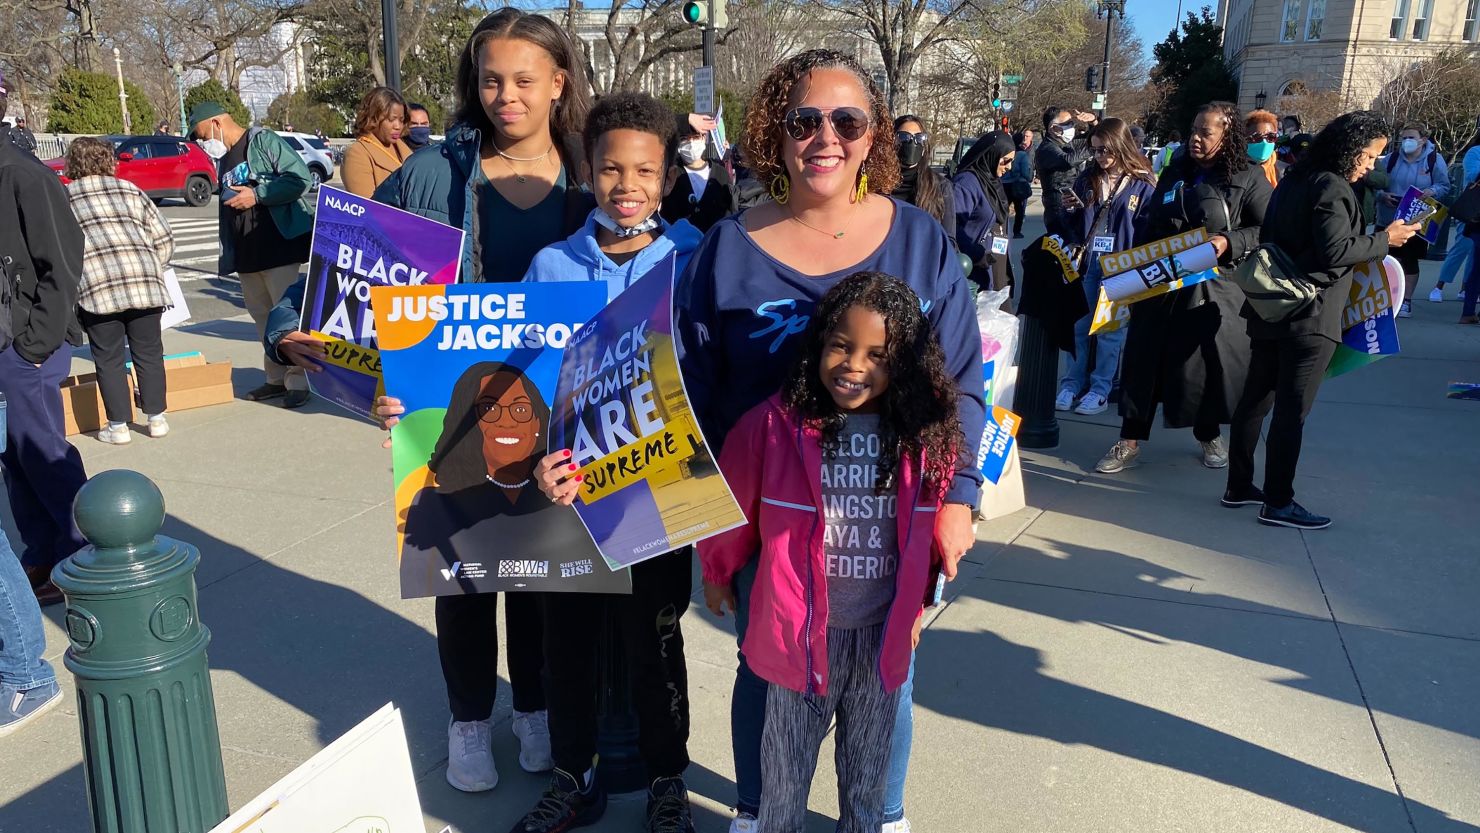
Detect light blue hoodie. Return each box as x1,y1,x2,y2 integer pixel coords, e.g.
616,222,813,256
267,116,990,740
522,208,704,302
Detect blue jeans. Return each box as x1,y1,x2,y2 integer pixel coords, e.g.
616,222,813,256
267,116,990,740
0,529,56,690
1059,262,1128,399
732,560,917,819
1464,230,1480,318
1440,233,1474,288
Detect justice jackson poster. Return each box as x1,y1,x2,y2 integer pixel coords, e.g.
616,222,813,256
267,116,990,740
1089,227,1219,335
1327,255,1404,379
552,255,744,570
370,283,631,599
298,185,463,418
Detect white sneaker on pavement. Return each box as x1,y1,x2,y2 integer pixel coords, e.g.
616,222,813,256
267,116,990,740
1054,389,1075,411
97,423,131,445
147,414,169,438
446,718,498,792
1200,436,1229,468
729,812,760,833
881,820,912,833
1073,392,1108,415
1428,287,1444,303
511,708,553,773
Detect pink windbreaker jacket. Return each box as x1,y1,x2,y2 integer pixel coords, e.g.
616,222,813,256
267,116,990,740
699,395,947,697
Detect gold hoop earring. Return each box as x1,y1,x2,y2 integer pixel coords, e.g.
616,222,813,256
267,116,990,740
770,175,790,205
854,172,869,204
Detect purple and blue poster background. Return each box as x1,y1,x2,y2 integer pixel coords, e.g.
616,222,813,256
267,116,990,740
299,185,463,418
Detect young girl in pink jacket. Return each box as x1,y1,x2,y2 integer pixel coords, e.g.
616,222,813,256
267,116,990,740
699,271,961,833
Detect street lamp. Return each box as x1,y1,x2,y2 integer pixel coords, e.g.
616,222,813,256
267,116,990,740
1093,0,1127,119
112,46,132,133
172,62,187,135
1254,90,1268,110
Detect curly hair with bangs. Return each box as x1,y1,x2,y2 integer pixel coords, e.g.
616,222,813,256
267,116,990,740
741,49,900,197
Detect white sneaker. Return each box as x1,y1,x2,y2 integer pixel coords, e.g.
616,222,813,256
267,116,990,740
446,718,498,792
1054,389,1075,411
146,414,169,438
97,423,131,445
882,820,913,833
1073,392,1108,415
730,812,760,833
1428,287,1444,303
511,708,553,773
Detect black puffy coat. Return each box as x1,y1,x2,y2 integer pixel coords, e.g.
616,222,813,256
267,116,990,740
0,140,84,360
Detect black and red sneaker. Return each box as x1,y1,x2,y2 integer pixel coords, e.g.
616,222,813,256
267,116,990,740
646,776,696,833
507,768,606,833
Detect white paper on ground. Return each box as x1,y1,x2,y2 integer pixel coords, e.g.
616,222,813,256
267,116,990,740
160,268,192,330
207,703,424,833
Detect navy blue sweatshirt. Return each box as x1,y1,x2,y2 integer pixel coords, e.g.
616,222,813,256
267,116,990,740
676,198,986,507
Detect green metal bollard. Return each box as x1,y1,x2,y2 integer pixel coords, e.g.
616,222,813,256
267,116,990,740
52,470,229,833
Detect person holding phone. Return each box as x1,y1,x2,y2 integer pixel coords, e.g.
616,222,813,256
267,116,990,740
1037,106,1097,237
1376,122,1448,317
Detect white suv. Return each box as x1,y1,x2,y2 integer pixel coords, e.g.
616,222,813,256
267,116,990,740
278,132,335,188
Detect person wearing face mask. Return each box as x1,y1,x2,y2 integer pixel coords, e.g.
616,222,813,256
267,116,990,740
1037,105,1097,237
404,102,435,151
1376,122,1449,317
660,113,736,232
1096,101,1272,476
342,86,412,197
890,114,956,239
953,130,1019,296
188,101,314,407
1000,128,1036,238
1245,109,1285,187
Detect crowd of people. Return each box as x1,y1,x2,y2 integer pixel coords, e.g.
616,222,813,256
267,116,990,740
2,12,1479,833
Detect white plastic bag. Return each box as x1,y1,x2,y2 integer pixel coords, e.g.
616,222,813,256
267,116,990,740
974,286,1027,521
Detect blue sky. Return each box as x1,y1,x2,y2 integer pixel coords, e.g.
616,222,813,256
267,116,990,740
1127,0,1211,57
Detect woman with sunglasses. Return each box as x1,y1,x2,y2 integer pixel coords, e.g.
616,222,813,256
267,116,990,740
951,130,1018,296
1055,118,1157,416
677,48,984,833
1245,109,1285,187
1096,101,1272,475
891,115,955,239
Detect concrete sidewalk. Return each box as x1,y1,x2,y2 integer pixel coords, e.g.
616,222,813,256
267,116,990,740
1,250,1477,833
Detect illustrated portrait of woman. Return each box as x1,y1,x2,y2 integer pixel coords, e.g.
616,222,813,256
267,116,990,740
400,361,611,597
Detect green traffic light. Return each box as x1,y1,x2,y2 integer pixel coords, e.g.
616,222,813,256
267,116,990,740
683,1,704,23
992,98,1001,108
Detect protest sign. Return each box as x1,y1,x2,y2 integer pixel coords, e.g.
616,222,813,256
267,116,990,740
1327,256,1404,379
208,704,421,833
553,256,743,570
373,283,631,598
160,268,192,330
1394,186,1446,244
1090,228,1219,334
1446,383,1480,401
977,405,1021,486
299,186,463,419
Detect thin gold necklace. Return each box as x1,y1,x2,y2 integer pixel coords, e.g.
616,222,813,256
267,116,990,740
786,200,862,239
493,144,552,183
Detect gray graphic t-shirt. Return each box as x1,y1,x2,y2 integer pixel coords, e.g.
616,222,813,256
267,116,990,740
822,414,900,629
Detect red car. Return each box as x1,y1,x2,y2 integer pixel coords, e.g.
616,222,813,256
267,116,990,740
47,134,218,207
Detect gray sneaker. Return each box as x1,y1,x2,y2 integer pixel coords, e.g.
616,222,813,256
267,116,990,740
1200,437,1229,468
1095,440,1140,473
0,681,62,737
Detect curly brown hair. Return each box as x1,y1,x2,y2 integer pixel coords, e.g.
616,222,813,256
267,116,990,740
741,49,899,198
353,86,407,139
783,271,960,494
65,136,116,179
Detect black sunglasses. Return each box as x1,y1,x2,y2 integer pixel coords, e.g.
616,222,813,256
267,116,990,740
1249,131,1279,143
784,107,871,142
896,131,930,146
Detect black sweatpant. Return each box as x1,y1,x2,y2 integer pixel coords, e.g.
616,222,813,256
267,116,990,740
1227,334,1338,508
542,549,693,779
436,591,545,721
80,307,166,423
1010,192,1028,237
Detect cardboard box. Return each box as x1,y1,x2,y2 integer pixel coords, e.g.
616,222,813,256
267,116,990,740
60,373,120,436
133,352,234,412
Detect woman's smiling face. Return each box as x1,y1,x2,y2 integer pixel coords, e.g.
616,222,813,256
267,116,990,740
782,67,873,204
476,373,541,474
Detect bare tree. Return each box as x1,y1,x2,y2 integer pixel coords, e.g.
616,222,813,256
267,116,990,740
1372,48,1480,153
536,0,742,94
303,0,431,88
714,0,811,93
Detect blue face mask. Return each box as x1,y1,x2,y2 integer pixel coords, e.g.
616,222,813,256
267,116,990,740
406,126,432,148
1246,140,1275,163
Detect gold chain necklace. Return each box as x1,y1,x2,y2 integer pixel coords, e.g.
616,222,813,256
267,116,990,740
493,145,552,183
786,201,861,239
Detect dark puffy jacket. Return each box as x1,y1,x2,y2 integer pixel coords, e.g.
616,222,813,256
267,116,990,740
1036,135,1093,235
0,140,84,360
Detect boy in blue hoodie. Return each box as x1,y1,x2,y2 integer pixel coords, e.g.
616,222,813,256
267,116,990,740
512,92,703,833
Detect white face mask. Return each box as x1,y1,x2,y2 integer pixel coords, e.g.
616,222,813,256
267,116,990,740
197,123,227,160
593,206,662,239
678,138,707,165
1058,126,1076,143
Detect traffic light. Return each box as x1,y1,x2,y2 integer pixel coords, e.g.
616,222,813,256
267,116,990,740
682,0,728,29
1000,116,1010,131
1085,65,1099,92
992,80,1001,109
